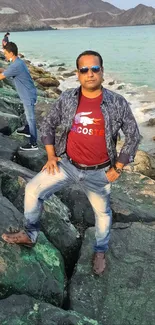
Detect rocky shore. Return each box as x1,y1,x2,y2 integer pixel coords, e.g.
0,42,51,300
0,52,155,325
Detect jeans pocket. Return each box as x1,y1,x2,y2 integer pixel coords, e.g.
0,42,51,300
104,170,110,183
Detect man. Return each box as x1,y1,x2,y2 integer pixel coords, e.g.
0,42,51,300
0,42,38,150
2,32,10,48
2,50,140,275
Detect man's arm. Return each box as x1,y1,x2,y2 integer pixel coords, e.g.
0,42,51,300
106,99,140,182
40,95,63,174
117,99,140,165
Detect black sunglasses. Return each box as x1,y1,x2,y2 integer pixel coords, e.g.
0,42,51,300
78,65,101,74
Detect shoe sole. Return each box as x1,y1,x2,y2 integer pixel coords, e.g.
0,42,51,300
19,147,38,151
16,132,31,137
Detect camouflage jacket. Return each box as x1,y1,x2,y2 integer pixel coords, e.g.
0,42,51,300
40,87,140,166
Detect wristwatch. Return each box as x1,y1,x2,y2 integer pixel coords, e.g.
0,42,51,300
113,165,122,174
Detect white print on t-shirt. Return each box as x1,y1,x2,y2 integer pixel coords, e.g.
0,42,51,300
75,112,101,126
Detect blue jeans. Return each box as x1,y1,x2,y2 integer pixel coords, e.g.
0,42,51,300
24,158,112,252
23,99,37,144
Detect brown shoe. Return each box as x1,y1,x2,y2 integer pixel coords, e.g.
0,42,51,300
2,230,35,248
93,252,106,275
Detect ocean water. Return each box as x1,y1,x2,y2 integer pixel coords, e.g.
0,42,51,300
0,25,155,152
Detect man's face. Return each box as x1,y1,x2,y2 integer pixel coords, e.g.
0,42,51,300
77,55,103,91
3,49,13,61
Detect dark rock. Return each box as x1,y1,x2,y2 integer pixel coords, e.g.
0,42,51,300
0,110,20,135
117,84,125,90
0,133,20,160
0,231,65,305
0,158,35,180
58,66,67,72
111,171,155,222
38,63,44,67
147,118,155,126
153,136,155,141
57,184,95,227
36,77,60,87
63,71,76,78
0,51,5,60
49,63,65,68
0,294,102,325
19,53,25,58
69,223,155,324
0,194,24,234
0,96,23,116
108,80,115,86
41,196,81,276
1,163,81,276
58,171,155,227
16,147,47,172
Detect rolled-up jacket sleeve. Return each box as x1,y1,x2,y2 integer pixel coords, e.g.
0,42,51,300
40,96,62,145
117,99,140,165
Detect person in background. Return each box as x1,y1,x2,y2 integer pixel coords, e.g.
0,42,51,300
2,32,10,48
0,42,38,150
1,50,140,275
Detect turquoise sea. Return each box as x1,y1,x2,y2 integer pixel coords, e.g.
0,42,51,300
0,25,155,151
1,25,154,88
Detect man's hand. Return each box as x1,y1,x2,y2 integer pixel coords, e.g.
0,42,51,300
105,167,121,182
41,156,61,174
105,162,124,183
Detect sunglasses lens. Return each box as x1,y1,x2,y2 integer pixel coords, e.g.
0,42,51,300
91,66,101,73
79,67,89,74
79,66,101,74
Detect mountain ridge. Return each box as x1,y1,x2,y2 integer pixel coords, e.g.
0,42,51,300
0,1,154,31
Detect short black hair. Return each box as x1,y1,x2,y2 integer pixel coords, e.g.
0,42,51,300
76,50,103,69
4,42,18,56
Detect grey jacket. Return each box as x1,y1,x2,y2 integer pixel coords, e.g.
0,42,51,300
41,87,140,166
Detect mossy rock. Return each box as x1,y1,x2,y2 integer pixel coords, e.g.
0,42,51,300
0,232,65,306
0,294,102,325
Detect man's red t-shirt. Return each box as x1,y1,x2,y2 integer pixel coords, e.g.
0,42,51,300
66,93,109,165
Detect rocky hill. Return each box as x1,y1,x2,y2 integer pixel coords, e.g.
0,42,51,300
0,1,154,31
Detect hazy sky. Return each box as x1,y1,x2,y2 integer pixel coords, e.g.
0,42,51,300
107,0,155,9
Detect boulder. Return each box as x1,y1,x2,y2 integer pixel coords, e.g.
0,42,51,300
0,158,35,179
0,111,20,135
0,231,65,305
0,194,24,234
16,147,47,172
117,84,125,90
108,80,115,86
69,223,155,325
41,196,81,275
63,71,76,78
1,162,81,275
49,63,65,68
36,77,60,88
147,118,155,126
58,66,67,72
117,142,155,179
45,88,59,99
0,133,20,160
57,185,95,227
0,294,102,325
58,171,155,226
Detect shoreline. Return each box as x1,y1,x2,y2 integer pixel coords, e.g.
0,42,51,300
0,23,155,33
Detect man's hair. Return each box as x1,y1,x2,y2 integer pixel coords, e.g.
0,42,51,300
76,50,103,69
4,42,18,56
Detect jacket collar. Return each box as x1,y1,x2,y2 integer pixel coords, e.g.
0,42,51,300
73,86,108,104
